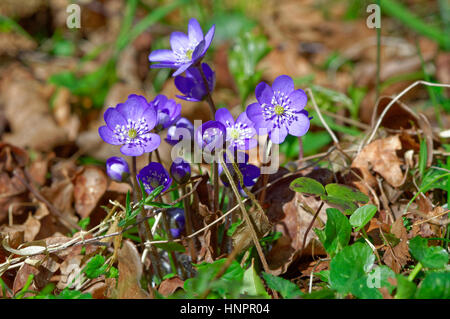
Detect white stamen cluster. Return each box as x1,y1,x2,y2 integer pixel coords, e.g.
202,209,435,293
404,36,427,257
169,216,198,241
262,91,299,128
226,121,254,148
114,118,151,147
174,41,199,64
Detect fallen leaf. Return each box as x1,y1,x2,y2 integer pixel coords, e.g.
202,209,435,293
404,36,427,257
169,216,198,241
114,240,149,299
352,135,404,188
158,276,184,297
383,218,410,273
73,166,107,218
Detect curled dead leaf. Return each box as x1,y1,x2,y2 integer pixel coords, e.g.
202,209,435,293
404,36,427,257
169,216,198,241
73,166,107,218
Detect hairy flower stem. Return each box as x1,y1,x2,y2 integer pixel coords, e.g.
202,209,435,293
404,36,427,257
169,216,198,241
258,136,272,204
219,152,278,299
182,185,197,263
196,63,216,118
131,156,162,279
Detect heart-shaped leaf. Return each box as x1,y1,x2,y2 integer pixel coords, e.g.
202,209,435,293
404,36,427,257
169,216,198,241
349,204,378,231
289,177,325,197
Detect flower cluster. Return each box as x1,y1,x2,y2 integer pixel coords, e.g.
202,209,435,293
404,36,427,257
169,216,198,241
99,18,311,237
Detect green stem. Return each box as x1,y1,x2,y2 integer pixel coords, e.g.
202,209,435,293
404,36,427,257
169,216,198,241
408,262,423,282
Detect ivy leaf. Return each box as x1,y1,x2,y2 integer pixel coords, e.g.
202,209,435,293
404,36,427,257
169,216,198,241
409,236,449,269
262,272,303,299
240,263,270,298
349,204,378,231
415,271,450,299
56,288,92,299
289,177,325,197
314,208,352,257
329,243,375,296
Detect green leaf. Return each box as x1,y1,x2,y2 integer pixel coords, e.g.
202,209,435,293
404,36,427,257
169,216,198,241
78,217,90,230
409,236,449,269
153,241,186,253
83,254,108,279
316,270,330,284
415,271,450,299
320,195,357,215
315,208,352,257
57,288,92,299
419,139,427,177
301,288,336,299
349,204,378,231
227,219,243,236
395,275,416,299
240,263,270,298
262,273,303,299
325,184,369,204
329,243,375,296
289,177,325,197
420,168,449,192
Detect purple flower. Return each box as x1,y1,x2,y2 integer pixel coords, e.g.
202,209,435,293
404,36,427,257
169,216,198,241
215,108,256,150
137,162,172,194
151,94,181,131
167,208,186,238
219,152,260,190
175,63,215,102
170,157,191,184
149,18,215,76
246,75,310,144
194,120,227,153
98,94,160,156
165,117,194,146
106,157,130,182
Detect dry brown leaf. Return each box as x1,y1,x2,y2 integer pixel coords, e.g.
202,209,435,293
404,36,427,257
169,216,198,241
352,135,404,188
0,65,68,151
114,240,149,299
158,276,184,297
383,217,410,273
73,166,107,218
23,213,41,242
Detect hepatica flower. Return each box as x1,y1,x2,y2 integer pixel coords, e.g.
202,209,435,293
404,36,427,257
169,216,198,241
195,120,227,153
106,157,130,182
246,75,310,144
99,94,160,156
175,63,215,102
151,94,181,131
215,108,256,150
165,117,194,146
137,162,172,194
149,18,215,76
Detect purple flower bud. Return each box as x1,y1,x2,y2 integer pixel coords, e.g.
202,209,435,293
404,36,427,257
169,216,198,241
218,152,260,190
165,117,194,146
106,156,130,182
167,208,186,238
195,120,227,153
151,94,181,132
170,158,191,184
175,63,215,102
137,162,172,194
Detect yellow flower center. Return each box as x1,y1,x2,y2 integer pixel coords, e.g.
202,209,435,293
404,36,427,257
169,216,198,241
128,128,138,139
274,105,285,116
185,49,193,60
229,128,240,140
